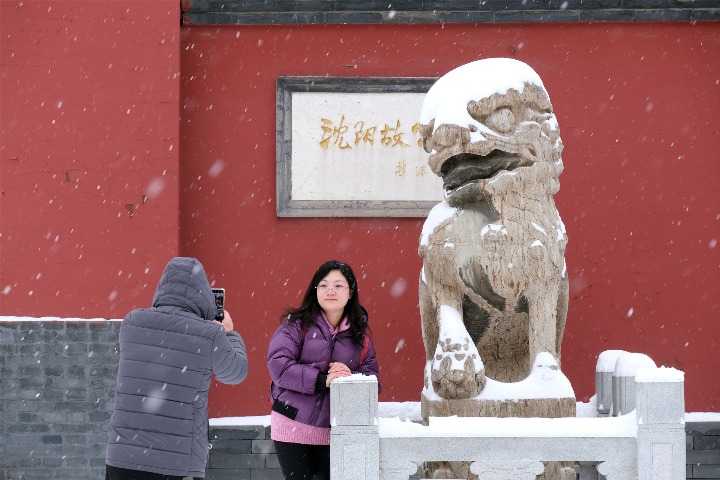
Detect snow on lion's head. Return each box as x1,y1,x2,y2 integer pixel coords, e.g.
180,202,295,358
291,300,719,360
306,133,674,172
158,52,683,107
419,58,564,207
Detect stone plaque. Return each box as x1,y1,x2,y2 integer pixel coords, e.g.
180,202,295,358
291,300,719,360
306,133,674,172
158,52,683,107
276,77,441,217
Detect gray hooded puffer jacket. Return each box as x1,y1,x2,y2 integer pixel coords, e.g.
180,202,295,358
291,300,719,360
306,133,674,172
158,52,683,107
106,257,248,478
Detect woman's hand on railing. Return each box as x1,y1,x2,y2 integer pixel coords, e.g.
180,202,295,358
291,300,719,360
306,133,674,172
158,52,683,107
327,362,351,387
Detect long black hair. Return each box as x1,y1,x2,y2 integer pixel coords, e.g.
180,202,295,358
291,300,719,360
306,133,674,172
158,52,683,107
281,260,369,346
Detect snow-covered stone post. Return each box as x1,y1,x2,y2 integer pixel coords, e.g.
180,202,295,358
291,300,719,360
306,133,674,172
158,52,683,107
330,374,379,480
635,367,685,480
612,352,656,416
595,350,625,416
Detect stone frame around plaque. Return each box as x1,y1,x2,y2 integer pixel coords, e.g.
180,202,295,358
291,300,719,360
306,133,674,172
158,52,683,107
276,76,440,217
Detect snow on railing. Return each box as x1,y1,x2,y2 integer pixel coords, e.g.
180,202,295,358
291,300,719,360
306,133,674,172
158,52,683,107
330,351,685,480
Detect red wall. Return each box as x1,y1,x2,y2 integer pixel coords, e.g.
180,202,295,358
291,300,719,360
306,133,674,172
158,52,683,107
179,23,719,416
2,5,718,418
0,0,180,318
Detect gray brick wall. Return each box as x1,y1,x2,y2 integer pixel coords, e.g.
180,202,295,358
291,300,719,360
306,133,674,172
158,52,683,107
688,422,720,479
0,320,120,480
1,319,718,479
181,0,720,25
207,425,283,480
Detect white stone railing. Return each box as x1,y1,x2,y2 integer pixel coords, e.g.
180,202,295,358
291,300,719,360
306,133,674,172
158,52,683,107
330,354,685,480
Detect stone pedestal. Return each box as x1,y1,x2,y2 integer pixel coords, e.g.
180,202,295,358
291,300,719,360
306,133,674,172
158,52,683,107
635,368,685,480
612,352,656,416
422,353,576,422
595,349,626,416
330,375,380,480
421,354,576,480
421,392,576,422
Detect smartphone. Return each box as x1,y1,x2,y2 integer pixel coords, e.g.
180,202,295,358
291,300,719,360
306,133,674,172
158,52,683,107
211,288,225,321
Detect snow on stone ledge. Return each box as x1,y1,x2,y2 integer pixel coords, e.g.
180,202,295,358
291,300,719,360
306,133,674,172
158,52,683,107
210,406,719,427
635,366,684,383
0,316,121,322
333,373,379,383
685,412,720,422
211,416,272,427
596,350,627,373
613,352,656,376
379,411,638,438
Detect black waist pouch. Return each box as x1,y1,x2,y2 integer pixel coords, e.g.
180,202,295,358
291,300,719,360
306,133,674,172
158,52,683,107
272,399,298,420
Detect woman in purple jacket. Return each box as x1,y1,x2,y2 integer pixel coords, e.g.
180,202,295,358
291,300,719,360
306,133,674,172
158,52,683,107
267,260,380,480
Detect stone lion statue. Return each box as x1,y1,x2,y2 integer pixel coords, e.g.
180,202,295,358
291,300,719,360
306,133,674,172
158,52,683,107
418,57,569,401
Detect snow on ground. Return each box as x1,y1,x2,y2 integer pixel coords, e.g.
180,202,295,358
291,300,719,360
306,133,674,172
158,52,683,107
380,411,638,438
686,412,720,422
211,399,719,427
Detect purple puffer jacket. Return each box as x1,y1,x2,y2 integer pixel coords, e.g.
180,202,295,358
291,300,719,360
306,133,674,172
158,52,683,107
267,313,380,428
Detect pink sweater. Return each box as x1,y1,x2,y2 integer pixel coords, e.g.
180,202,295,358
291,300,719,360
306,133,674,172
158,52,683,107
270,411,330,445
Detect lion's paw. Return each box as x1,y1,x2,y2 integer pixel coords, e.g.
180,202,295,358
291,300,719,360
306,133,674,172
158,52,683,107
430,337,485,399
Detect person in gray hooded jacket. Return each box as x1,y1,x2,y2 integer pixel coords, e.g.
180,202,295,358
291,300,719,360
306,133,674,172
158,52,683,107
106,257,249,480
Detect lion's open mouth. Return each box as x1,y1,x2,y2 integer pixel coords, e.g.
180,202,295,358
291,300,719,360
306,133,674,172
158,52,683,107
441,150,533,193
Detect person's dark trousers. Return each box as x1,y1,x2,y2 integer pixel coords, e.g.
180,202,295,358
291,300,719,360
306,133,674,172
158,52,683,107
273,440,330,480
106,464,204,480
